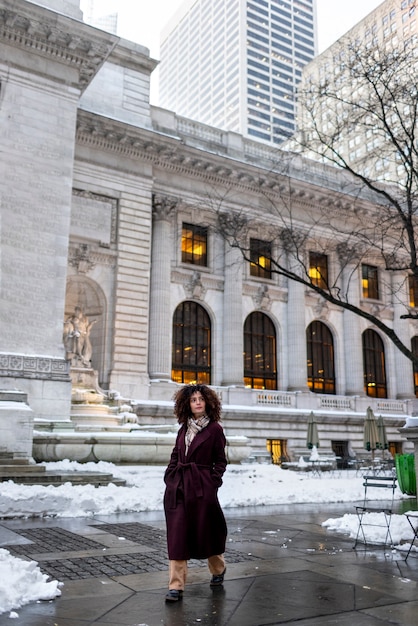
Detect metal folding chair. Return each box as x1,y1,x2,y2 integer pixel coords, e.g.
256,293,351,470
404,513,418,561
353,475,397,549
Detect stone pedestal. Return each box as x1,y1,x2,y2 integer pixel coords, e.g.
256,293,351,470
0,390,34,462
70,367,105,395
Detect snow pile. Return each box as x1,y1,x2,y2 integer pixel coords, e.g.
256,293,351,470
322,511,418,552
0,549,61,617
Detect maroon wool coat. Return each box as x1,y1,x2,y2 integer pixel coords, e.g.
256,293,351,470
163,420,228,560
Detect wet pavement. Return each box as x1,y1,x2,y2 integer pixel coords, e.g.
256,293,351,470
1,501,418,625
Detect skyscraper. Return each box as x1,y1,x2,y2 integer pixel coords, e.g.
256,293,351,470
159,0,317,144
81,0,118,35
296,0,417,181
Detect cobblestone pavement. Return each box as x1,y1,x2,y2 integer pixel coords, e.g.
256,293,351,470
1,502,418,625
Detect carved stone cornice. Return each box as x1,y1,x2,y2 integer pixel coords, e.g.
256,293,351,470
76,112,297,194
75,110,376,216
0,352,70,381
0,0,118,90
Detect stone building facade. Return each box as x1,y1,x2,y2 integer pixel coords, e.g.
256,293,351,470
1,0,417,466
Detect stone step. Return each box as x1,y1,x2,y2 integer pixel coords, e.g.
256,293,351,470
0,464,45,473
0,390,28,402
0,470,126,486
0,458,32,465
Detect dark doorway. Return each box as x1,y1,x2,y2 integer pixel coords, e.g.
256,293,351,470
331,440,350,469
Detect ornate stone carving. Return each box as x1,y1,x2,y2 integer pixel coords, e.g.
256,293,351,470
336,241,362,265
253,284,271,310
152,194,178,220
184,271,206,300
63,306,97,367
0,353,70,381
371,303,383,317
280,228,305,253
0,5,117,89
68,243,95,274
313,299,329,319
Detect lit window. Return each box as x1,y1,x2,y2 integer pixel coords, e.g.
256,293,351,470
409,274,418,307
250,238,272,279
362,264,379,299
181,223,208,266
244,312,277,390
309,252,328,289
172,301,211,384
412,335,418,397
307,321,335,394
362,329,387,398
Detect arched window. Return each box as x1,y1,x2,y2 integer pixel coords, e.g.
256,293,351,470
244,312,277,389
362,329,387,398
412,336,418,397
306,321,335,394
172,301,211,384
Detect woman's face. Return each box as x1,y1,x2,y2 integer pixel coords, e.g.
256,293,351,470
190,391,206,419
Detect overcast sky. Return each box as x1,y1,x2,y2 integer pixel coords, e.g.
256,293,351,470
80,0,383,56
79,0,384,101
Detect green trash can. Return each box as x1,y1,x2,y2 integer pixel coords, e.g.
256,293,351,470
395,453,417,496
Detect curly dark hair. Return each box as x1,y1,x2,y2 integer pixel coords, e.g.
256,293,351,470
173,384,222,424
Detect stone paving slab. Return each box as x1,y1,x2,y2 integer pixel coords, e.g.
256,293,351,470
1,502,418,625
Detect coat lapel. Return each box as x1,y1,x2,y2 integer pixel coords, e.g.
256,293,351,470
187,425,212,458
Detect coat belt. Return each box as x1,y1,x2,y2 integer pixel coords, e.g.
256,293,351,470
167,462,210,508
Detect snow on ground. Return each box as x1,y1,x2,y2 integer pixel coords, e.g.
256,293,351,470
0,460,417,616
0,550,62,618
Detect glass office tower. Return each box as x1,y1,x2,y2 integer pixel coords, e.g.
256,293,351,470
159,0,317,144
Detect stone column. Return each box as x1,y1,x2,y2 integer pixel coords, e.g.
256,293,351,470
392,272,415,398
342,262,365,395
109,188,153,398
148,195,177,381
222,243,244,386
286,251,309,392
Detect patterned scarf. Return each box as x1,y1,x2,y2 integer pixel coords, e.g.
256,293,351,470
185,415,210,456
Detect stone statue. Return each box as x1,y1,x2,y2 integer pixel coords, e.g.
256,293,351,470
64,306,96,367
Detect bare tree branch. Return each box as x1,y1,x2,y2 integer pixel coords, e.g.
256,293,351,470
212,37,418,367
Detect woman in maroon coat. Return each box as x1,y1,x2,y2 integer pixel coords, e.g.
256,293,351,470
163,384,228,602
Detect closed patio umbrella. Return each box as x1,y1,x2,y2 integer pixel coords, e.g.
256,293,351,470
376,414,389,456
307,411,320,450
364,406,379,460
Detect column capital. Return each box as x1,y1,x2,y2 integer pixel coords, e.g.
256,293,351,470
336,242,362,266
152,194,178,221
